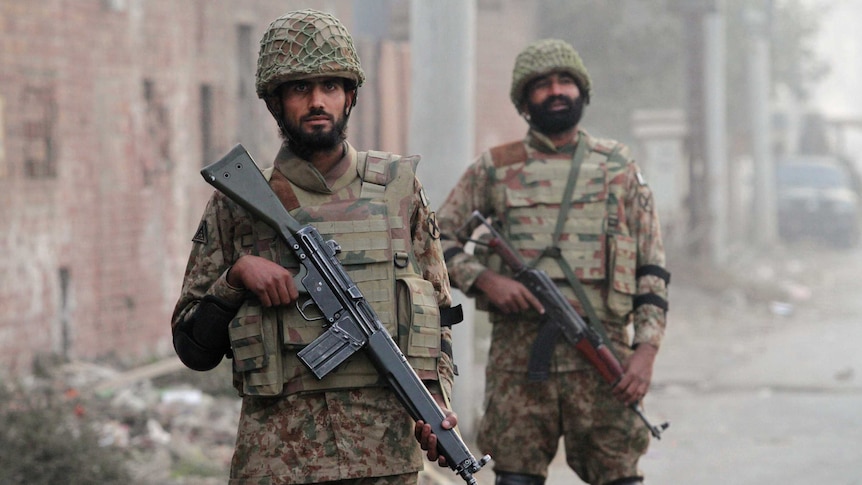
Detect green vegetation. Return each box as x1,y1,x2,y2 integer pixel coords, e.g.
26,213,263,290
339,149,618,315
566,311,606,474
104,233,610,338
0,383,134,485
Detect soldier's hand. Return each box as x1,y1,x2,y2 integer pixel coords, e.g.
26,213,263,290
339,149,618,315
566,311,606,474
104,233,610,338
613,343,658,406
475,270,545,315
227,255,299,307
414,410,457,467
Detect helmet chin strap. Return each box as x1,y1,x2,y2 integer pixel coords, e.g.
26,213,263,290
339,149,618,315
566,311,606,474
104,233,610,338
265,96,295,144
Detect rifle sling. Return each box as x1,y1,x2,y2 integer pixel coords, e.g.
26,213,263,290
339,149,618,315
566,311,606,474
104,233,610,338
526,137,621,380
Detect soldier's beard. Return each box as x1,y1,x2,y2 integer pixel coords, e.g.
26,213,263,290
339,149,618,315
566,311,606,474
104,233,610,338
281,108,348,155
526,95,584,135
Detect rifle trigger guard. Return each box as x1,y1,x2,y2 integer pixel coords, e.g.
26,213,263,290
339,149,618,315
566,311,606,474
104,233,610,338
297,298,326,322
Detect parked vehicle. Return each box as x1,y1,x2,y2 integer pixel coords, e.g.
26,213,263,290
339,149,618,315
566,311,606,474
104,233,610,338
776,155,861,247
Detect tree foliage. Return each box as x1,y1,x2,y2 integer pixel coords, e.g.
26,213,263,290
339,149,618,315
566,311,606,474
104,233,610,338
536,0,829,145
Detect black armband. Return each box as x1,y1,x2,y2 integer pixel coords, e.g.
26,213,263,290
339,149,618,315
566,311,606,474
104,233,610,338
173,295,240,371
633,293,669,312
441,338,454,360
636,264,671,285
440,304,464,327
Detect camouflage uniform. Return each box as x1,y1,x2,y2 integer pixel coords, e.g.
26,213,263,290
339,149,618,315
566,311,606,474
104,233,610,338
171,10,454,485
173,143,454,484
437,39,668,483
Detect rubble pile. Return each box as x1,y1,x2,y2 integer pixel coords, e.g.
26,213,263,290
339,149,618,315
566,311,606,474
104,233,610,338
5,359,455,485
3,360,239,485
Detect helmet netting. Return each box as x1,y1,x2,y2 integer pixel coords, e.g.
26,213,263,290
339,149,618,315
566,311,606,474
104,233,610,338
256,9,365,98
509,39,591,108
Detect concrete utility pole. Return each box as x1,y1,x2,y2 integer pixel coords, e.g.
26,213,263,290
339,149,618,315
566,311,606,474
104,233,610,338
672,0,728,265
408,0,479,437
746,3,776,248
704,1,728,265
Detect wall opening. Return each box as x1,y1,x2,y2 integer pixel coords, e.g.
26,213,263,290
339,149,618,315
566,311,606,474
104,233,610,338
22,85,57,179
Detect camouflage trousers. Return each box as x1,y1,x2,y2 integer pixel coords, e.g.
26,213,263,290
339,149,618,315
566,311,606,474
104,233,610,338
477,368,650,485
317,473,418,485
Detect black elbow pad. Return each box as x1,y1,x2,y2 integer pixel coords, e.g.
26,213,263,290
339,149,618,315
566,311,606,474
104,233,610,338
189,295,239,350
173,331,225,371
173,295,240,371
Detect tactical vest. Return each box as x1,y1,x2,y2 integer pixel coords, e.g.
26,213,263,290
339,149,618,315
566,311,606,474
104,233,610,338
480,135,637,327
227,151,441,397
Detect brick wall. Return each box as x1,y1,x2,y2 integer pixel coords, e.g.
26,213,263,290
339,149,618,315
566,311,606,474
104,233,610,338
0,0,535,377
0,0,355,375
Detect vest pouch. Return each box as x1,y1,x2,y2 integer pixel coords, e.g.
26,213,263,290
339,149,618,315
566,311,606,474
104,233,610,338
229,300,283,396
396,275,441,376
606,234,636,318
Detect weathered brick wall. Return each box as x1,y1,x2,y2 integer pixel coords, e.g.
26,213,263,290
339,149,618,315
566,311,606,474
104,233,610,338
0,0,534,377
0,0,354,376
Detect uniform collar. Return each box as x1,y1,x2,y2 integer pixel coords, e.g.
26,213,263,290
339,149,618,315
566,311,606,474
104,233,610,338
273,142,358,194
526,128,583,155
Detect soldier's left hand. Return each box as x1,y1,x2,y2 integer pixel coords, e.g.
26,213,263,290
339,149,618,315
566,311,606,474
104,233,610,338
414,409,458,467
613,343,658,406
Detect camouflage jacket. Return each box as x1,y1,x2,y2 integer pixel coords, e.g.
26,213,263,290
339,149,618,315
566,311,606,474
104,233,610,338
172,142,453,483
437,129,668,373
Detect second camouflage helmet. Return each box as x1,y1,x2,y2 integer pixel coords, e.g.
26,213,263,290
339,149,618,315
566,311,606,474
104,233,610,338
255,9,366,98
509,39,591,108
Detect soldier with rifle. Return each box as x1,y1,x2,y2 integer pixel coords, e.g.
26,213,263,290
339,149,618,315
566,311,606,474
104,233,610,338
436,39,670,485
171,9,481,485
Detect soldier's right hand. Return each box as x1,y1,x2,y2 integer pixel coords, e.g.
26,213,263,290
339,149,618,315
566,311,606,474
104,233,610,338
227,255,299,307
474,270,545,315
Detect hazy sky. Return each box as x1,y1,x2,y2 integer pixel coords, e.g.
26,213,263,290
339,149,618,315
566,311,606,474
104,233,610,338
810,1,862,118
804,0,862,162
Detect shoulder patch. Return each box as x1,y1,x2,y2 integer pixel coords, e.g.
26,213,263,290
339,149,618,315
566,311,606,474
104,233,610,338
192,221,208,244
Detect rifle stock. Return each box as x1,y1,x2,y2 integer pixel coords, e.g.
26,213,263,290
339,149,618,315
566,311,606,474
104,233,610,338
202,145,490,484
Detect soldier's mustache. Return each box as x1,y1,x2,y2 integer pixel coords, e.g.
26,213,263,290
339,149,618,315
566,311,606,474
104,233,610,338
541,95,575,111
302,108,334,122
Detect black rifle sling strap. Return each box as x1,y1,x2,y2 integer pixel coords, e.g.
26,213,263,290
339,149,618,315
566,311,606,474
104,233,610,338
526,138,623,380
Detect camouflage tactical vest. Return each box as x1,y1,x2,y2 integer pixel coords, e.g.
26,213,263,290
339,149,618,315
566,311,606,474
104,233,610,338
228,151,441,397
480,135,637,326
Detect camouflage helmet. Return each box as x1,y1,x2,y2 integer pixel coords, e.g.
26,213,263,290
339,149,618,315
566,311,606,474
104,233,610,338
509,39,591,108
255,9,366,98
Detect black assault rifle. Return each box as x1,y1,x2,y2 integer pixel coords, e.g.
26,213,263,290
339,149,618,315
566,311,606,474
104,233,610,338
201,145,490,485
466,211,669,439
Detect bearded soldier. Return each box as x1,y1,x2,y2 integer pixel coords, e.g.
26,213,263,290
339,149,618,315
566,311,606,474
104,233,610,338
171,9,458,485
436,39,670,485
